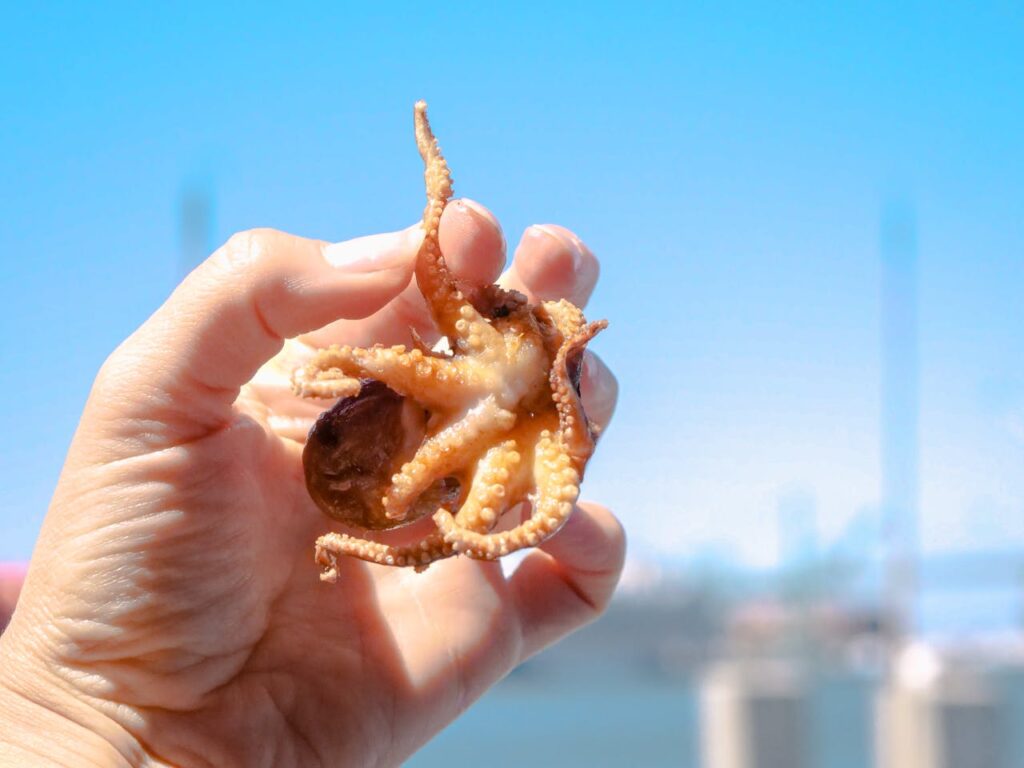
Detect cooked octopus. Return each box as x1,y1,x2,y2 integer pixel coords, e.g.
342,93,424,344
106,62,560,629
293,102,606,580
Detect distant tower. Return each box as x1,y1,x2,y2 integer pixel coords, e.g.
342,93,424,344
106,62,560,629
880,203,919,639
777,490,817,569
777,491,818,664
178,180,216,276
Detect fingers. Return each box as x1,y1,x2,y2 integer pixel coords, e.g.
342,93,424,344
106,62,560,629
509,502,626,661
303,198,506,348
499,225,615,433
95,228,418,436
439,199,506,286
580,352,618,436
498,224,600,307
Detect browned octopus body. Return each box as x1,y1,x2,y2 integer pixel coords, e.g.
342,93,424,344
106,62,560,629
293,102,606,580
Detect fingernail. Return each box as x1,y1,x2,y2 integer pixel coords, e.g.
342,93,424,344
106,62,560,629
531,224,584,271
323,226,422,271
456,198,506,259
460,198,502,233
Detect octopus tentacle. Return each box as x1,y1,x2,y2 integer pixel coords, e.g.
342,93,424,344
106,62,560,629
449,439,531,532
433,428,579,560
315,530,451,578
413,101,503,355
383,396,516,521
550,320,608,473
291,365,362,400
539,299,588,343
314,440,526,578
294,343,481,409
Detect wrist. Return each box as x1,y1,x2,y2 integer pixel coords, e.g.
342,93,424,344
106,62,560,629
0,633,150,767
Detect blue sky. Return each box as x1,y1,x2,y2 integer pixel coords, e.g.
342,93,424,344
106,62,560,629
1,3,1022,566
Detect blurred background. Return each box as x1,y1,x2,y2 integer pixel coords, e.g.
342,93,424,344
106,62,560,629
2,3,1023,766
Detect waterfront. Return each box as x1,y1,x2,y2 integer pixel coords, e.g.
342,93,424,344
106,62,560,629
408,577,1024,768
410,679,699,768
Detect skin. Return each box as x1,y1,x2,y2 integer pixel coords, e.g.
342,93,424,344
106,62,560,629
0,200,623,768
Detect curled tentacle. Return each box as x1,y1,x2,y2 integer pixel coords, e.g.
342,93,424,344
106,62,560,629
291,364,362,400
433,429,578,560
413,101,502,355
551,320,607,473
383,397,515,521
315,532,454,579
294,343,486,409
315,440,527,579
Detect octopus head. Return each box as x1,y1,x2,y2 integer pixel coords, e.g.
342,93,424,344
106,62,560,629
303,380,461,530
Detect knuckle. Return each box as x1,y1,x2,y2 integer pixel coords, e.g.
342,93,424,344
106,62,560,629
90,335,146,404
214,228,283,274
92,347,124,394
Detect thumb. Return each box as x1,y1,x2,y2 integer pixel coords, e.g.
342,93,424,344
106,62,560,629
89,226,420,445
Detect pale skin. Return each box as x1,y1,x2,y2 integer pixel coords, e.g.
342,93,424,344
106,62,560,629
0,200,623,767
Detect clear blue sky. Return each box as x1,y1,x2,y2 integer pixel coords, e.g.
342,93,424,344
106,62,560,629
1,3,1022,566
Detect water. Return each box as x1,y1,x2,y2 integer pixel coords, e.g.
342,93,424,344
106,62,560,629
408,669,883,768
408,678,699,768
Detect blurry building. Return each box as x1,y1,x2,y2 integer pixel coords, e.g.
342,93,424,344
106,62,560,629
701,661,808,768
879,203,920,638
515,587,721,683
178,180,216,275
876,648,1002,768
700,660,875,768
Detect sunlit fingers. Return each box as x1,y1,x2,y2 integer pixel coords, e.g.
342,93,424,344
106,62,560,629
508,502,625,661
498,224,600,308
302,198,506,348
439,199,506,285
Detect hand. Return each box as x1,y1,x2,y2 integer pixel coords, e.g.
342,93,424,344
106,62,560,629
0,200,623,767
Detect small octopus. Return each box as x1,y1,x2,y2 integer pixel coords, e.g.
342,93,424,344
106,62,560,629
293,102,607,580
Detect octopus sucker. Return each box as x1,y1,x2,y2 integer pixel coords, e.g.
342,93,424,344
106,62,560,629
294,102,607,578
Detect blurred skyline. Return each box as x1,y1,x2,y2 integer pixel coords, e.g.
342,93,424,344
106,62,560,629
1,3,1022,567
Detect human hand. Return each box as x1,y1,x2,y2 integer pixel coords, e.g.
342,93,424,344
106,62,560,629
0,200,623,767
